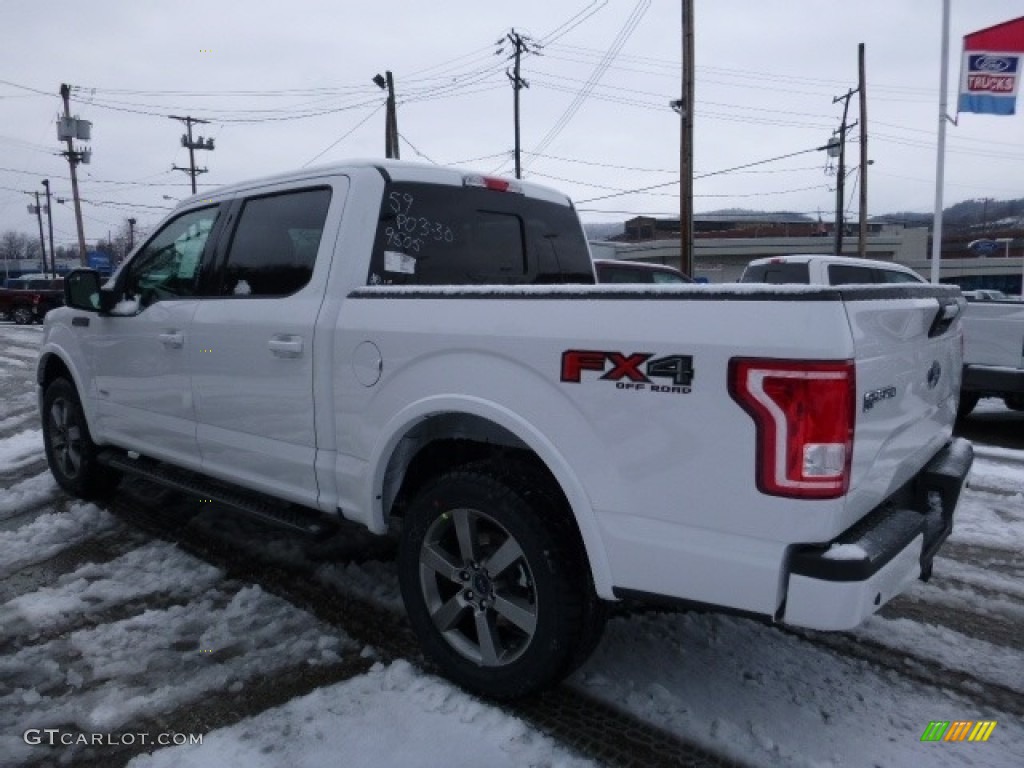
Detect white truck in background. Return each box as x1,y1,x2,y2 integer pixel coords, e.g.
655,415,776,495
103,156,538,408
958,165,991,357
37,160,972,699
958,296,1024,416
738,254,1023,419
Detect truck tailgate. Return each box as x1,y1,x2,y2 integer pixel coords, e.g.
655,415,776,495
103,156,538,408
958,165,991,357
840,287,964,528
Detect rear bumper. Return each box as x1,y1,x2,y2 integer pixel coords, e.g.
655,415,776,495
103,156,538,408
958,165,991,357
962,364,1024,395
782,437,973,630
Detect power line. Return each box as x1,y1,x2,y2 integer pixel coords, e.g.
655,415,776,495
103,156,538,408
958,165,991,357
575,146,827,203
302,104,384,167
398,133,438,164
526,0,650,169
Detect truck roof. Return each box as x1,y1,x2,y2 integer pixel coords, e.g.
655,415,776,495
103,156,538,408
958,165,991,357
175,159,574,210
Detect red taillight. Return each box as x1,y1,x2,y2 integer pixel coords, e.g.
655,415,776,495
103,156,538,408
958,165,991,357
462,174,523,194
728,358,855,499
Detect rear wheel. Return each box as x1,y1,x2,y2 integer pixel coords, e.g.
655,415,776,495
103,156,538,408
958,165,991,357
12,305,32,325
42,378,121,500
398,460,603,699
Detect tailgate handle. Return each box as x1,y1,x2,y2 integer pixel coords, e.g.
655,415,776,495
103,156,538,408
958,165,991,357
928,299,961,338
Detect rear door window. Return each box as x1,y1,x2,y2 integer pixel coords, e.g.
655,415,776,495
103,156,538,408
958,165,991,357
740,262,810,284
878,268,924,284
368,182,594,286
828,264,876,285
218,187,332,297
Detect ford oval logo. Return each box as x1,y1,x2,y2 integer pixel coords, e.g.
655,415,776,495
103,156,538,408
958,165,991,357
927,361,942,389
975,56,1012,73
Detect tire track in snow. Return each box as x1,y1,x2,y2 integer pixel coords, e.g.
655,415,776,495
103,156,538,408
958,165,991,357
0,503,124,583
789,627,1024,718
0,540,224,653
104,486,740,768
0,525,147,604
0,408,38,440
1,583,354,767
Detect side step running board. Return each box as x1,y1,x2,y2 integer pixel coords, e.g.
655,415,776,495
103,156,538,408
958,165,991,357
97,449,333,537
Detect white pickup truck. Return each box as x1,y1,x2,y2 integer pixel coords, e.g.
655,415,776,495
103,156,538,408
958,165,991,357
958,295,1024,416
38,160,972,698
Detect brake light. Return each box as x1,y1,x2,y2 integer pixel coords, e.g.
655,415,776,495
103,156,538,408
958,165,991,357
463,174,523,194
728,358,855,499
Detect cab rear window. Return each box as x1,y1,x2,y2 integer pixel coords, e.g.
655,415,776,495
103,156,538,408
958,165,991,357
368,182,594,286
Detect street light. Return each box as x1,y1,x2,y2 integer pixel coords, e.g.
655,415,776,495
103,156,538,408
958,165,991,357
994,237,1012,259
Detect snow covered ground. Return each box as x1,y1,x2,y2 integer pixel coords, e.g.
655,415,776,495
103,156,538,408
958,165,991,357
2,321,1022,767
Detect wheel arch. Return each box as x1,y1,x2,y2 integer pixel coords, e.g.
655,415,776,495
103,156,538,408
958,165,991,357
371,397,614,597
37,350,100,438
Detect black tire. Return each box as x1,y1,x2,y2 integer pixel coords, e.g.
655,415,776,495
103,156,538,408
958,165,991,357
957,392,979,419
12,305,32,325
42,378,121,500
398,460,602,699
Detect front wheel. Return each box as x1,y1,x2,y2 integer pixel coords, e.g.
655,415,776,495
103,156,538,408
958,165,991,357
398,461,600,699
42,378,121,500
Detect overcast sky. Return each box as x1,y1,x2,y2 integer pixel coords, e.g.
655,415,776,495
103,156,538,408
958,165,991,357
1,0,1022,246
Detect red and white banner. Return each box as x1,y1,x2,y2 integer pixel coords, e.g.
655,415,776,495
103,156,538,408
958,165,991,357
958,16,1024,116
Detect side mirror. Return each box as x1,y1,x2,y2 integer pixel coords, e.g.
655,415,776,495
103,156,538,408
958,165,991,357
65,269,116,313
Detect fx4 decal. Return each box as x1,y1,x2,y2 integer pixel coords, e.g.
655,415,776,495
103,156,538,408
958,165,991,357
560,350,694,394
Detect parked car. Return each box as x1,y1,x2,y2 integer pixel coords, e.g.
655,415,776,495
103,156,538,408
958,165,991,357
594,259,693,284
962,289,1013,301
740,254,926,285
40,160,971,699
0,275,64,324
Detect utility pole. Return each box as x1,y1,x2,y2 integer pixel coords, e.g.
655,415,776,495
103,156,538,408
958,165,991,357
372,72,399,159
170,115,214,194
832,87,859,257
858,43,868,259
30,192,48,273
679,0,695,278
59,83,90,264
42,180,56,277
128,217,137,252
498,29,540,179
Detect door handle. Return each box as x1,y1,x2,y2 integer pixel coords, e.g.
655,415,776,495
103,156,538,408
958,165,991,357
158,331,184,348
268,335,303,358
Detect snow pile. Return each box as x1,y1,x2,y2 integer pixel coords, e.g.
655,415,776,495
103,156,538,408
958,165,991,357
111,296,141,316
1,584,352,764
0,540,222,639
0,503,120,578
129,660,595,768
0,428,43,472
820,543,866,560
0,408,38,434
0,354,30,369
0,470,58,518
